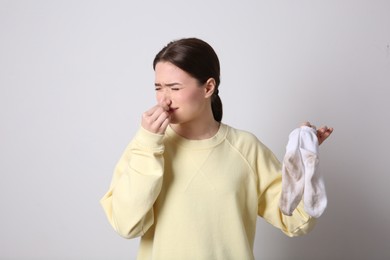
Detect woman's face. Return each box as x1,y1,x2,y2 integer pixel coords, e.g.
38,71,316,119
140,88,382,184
154,62,210,125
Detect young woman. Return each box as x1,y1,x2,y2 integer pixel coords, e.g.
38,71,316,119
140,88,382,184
100,38,333,260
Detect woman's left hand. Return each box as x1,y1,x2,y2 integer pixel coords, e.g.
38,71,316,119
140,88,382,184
302,122,334,145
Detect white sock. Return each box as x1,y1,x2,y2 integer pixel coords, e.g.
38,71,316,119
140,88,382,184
279,128,305,216
279,126,327,218
300,128,327,218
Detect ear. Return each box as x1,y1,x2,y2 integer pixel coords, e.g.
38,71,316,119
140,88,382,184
204,78,216,98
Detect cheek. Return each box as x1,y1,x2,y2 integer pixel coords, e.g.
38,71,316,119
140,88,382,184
180,90,203,104
170,88,204,106
190,93,205,106
176,95,192,106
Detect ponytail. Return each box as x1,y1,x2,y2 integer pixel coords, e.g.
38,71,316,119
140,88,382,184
211,89,223,122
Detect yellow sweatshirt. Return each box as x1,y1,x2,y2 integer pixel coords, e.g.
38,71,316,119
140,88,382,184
100,123,316,260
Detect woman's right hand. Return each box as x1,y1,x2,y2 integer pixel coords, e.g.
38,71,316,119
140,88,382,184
141,100,171,134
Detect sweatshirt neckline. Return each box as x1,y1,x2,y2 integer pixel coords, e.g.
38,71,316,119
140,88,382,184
165,123,228,149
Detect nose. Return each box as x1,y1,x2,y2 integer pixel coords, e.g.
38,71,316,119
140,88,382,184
156,87,172,105
161,88,171,102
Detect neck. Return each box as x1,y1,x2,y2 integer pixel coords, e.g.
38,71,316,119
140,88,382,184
170,117,220,140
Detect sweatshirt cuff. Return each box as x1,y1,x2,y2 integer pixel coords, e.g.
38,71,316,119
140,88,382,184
134,127,165,148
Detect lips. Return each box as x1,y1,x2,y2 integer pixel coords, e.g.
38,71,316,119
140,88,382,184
168,107,178,113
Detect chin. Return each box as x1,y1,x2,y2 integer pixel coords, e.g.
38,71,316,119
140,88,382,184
168,117,180,125
169,116,188,125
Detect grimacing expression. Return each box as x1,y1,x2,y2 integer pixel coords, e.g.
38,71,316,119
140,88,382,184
154,62,211,125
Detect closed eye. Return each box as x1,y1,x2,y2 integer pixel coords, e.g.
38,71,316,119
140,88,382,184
154,82,182,91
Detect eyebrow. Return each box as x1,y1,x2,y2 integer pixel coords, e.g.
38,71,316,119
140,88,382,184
154,82,182,87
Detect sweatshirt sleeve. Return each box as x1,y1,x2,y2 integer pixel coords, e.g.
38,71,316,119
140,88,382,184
100,127,165,239
256,141,317,237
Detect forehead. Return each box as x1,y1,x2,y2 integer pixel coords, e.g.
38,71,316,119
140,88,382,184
154,62,194,83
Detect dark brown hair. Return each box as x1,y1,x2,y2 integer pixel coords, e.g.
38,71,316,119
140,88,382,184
153,38,223,122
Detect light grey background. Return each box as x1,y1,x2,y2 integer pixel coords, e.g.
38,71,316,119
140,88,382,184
1,0,389,259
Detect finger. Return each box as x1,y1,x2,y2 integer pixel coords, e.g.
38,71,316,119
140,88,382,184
318,127,334,145
317,126,328,135
143,104,162,117
320,127,333,136
142,105,170,133
324,128,334,138
154,109,170,126
145,99,171,116
143,106,164,124
152,111,170,133
158,116,170,134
